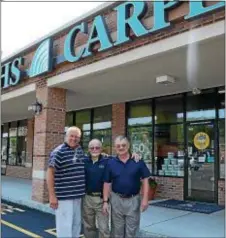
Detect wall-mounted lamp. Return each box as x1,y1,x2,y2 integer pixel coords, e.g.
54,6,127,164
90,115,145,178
28,99,43,115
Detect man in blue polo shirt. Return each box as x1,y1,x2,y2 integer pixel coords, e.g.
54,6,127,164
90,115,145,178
47,127,85,238
103,135,150,238
83,139,110,238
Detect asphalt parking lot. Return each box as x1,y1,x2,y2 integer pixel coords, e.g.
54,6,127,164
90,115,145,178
1,200,57,238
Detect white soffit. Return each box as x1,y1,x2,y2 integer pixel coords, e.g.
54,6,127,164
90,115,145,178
1,83,36,101
47,20,225,88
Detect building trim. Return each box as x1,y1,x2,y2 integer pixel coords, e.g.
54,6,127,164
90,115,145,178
1,83,36,101
47,20,224,88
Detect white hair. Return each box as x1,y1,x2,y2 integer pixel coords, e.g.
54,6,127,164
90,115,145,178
65,127,81,143
114,135,130,145
88,139,102,148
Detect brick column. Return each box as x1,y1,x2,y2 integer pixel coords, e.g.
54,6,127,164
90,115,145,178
112,103,126,154
218,180,225,205
32,82,66,203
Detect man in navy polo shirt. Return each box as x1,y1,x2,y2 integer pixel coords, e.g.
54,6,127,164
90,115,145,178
103,135,150,238
47,127,85,238
83,139,110,238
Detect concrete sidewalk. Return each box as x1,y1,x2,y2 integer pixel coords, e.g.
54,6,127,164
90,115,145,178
2,176,225,237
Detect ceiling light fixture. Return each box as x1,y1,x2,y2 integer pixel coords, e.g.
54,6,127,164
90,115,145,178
156,75,175,85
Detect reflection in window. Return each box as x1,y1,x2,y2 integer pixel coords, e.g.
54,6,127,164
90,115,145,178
128,127,152,172
1,124,9,172
128,101,152,126
17,120,27,166
8,122,17,166
219,120,225,179
76,110,91,131
155,95,183,123
154,124,184,177
93,106,111,130
83,131,91,154
66,112,74,127
70,106,112,154
217,88,225,119
186,90,216,121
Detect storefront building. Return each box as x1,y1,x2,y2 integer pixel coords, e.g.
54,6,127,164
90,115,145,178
1,1,225,205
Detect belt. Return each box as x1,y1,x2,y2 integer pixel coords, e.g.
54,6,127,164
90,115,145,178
114,192,138,199
87,192,102,197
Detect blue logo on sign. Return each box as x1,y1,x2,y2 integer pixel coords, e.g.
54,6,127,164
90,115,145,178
28,38,52,77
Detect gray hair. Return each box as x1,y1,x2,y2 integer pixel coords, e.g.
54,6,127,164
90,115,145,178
88,139,102,148
114,135,130,145
65,126,81,143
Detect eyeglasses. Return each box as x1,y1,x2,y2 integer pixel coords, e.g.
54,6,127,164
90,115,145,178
116,144,127,149
89,146,101,150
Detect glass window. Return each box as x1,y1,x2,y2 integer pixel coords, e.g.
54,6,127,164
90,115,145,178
154,124,184,177
93,106,112,130
128,101,152,126
1,124,9,170
186,90,216,121
8,122,17,165
219,120,225,179
76,110,91,131
128,126,152,172
65,112,74,127
155,95,183,123
217,88,225,119
82,131,91,154
17,120,27,166
93,129,112,154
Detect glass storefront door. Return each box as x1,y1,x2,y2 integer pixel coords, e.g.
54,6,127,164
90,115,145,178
185,121,216,203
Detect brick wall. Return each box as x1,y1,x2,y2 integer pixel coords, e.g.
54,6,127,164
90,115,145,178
2,3,224,95
218,180,225,205
112,103,126,154
32,83,66,203
6,166,32,179
154,176,184,200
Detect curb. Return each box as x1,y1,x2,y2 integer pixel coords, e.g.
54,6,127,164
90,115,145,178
138,230,169,238
1,196,55,215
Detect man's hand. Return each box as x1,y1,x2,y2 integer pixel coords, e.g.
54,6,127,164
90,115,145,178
49,195,58,209
101,153,109,157
131,152,141,162
140,198,149,212
102,202,109,215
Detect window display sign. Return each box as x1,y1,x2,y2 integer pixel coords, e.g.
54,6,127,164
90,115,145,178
194,132,210,150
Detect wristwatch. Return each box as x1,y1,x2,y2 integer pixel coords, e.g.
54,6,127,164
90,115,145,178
103,200,109,203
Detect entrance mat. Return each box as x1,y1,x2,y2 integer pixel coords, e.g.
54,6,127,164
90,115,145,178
150,199,224,214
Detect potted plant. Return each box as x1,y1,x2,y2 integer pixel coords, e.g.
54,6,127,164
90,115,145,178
148,177,157,200
140,177,158,201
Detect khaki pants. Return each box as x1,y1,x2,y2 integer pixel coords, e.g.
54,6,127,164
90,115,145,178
82,195,110,238
110,192,141,238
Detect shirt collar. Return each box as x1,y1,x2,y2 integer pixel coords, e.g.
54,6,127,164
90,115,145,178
116,156,132,163
88,154,103,163
64,142,81,150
